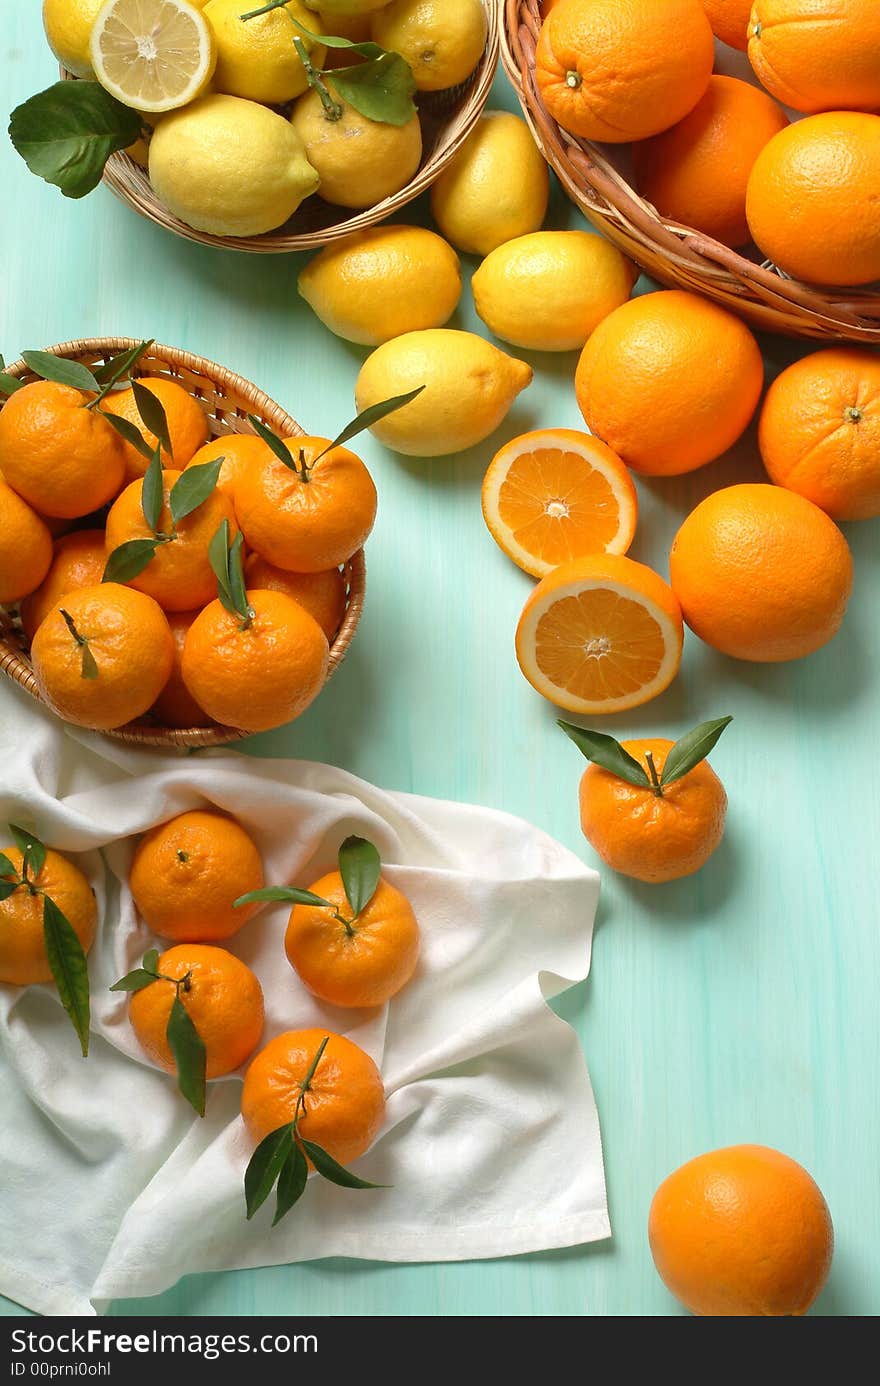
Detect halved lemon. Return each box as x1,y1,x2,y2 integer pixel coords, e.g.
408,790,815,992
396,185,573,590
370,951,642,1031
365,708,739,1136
515,554,684,715
482,428,638,579
90,0,216,113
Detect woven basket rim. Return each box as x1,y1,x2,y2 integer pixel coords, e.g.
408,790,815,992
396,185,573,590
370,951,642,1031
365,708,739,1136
0,338,366,750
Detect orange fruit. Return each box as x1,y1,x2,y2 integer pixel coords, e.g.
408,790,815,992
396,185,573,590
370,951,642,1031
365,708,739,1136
535,0,714,143
184,432,276,508
128,944,264,1079
669,483,853,663
748,0,880,114
181,589,329,732
30,582,174,730
745,112,880,287
0,846,97,986
152,610,212,729
241,1027,386,1165
481,429,637,579
105,469,237,612
244,554,347,641
129,810,264,943
0,380,125,519
19,529,107,639
575,290,764,476
235,437,377,572
758,348,880,521
649,1145,833,1316
701,0,751,47
0,476,53,604
632,75,788,249
516,554,683,715
101,378,210,481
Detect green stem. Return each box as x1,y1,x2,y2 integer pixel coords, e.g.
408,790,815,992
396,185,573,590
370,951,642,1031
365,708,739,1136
644,751,664,798
293,1035,330,1128
331,908,356,938
239,0,288,18
293,35,343,121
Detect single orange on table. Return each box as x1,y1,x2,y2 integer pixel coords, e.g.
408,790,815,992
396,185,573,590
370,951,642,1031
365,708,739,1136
151,610,212,729
185,432,278,507
0,477,52,605
19,529,108,639
701,0,751,48
0,840,97,985
516,554,683,715
244,554,347,643
100,377,209,481
481,429,637,579
650,1145,833,1316
0,379,125,518
748,0,880,115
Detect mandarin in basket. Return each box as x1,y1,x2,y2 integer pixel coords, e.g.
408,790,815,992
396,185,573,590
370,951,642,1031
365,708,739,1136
701,0,751,47
184,433,276,507
244,555,346,642
0,478,52,605
100,378,210,482
151,610,212,730
0,380,125,519
0,842,97,986
19,529,107,640
748,0,880,115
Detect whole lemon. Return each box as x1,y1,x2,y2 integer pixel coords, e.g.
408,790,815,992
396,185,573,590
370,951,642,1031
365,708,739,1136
149,93,319,237
42,0,105,77
291,83,422,208
355,329,533,457
205,0,325,105
472,231,637,352
430,111,549,255
371,0,487,93
317,10,372,41
298,225,462,344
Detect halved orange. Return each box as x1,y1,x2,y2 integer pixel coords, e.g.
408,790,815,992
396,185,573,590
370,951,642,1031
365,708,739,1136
482,429,638,578
515,554,683,714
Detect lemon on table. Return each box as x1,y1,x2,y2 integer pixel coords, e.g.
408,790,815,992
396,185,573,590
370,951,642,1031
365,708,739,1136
291,83,422,209
205,0,325,106
90,0,216,113
42,0,105,78
430,111,550,256
472,231,637,352
371,0,488,93
355,329,533,457
298,225,462,344
149,93,319,236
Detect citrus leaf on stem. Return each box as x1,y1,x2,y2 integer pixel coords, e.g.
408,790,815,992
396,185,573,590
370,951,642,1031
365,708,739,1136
166,994,207,1117
141,448,165,533
273,1141,309,1226
557,721,652,788
338,836,380,917
0,373,24,396
660,716,733,788
103,538,160,584
234,886,334,910
21,351,100,394
209,519,235,612
299,1139,387,1190
9,824,46,880
245,1123,294,1220
143,948,160,974
247,414,296,471
43,894,91,1057
316,387,425,462
131,379,172,456
0,881,19,902
0,851,18,879
9,81,141,198
329,53,417,127
109,968,157,993
228,532,253,623
81,645,99,680
169,458,222,526
91,340,153,388
102,409,155,461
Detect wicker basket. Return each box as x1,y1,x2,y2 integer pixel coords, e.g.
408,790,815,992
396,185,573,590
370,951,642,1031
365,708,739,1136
0,339,365,749
501,0,880,343
65,0,500,255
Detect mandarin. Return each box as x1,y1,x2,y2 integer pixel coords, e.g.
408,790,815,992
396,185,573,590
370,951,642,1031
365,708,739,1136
244,555,346,641
184,433,281,508
0,380,125,519
748,0,880,115
0,477,53,604
19,529,107,639
701,0,751,47
151,610,212,729
0,845,97,986
101,378,210,481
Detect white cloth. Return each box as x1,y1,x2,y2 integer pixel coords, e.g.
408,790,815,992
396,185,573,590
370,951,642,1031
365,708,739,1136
0,689,608,1316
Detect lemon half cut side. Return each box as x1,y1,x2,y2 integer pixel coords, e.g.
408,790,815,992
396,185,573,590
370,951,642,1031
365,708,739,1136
90,0,216,114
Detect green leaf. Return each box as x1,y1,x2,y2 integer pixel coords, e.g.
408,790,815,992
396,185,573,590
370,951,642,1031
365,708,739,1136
0,373,24,396
338,836,380,917
274,1141,309,1226
316,387,425,462
102,409,154,461
91,340,153,388
0,852,18,879
9,81,142,198
228,532,253,623
208,519,234,612
81,645,99,680
169,459,222,526
131,379,172,456
300,1139,387,1190
103,538,160,584
109,968,157,993
42,895,91,1058
245,1123,294,1220
660,716,733,788
234,886,335,910
9,824,47,880
329,53,417,127
166,994,207,1117
247,414,296,471
143,948,160,974
141,448,165,533
0,881,19,902
557,721,652,788
20,351,100,394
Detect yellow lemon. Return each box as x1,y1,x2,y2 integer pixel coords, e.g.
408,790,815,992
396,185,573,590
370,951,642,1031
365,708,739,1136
306,0,389,14
290,82,422,208
355,329,533,457
42,0,105,78
317,10,372,42
430,111,550,256
90,0,216,113
149,93,319,236
371,0,487,93
205,0,325,105
472,231,637,352
298,225,462,344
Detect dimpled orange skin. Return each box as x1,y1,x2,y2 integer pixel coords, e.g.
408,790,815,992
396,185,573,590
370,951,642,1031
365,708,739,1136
30,583,174,730
0,847,97,986
19,529,108,639
129,810,264,943
129,944,264,1079
152,611,212,729
748,0,880,115
670,484,853,663
0,380,126,519
235,437,377,573
181,589,330,733
701,0,751,47
579,739,727,883
649,1144,834,1316
745,113,880,287
632,76,788,249
100,378,210,482
184,433,291,510
244,554,347,642
105,469,238,612
241,1027,386,1165
0,477,53,604
535,0,714,143
575,291,764,475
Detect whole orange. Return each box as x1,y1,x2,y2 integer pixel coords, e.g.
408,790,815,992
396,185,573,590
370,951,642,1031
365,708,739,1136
184,433,280,508
746,113,880,287
151,610,212,729
669,483,853,662
701,0,751,47
649,1145,833,1316
101,378,209,481
748,0,880,114
31,583,174,730
129,810,264,943
0,380,125,519
0,846,97,986
535,0,714,143
575,291,764,476
241,1027,386,1165
633,76,788,248
128,944,264,1079
244,554,347,642
0,477,53,604
19,529,107,639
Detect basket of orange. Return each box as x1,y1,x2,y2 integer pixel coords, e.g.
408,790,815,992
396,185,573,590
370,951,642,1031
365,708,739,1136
501,0,880,342
0,337,394,748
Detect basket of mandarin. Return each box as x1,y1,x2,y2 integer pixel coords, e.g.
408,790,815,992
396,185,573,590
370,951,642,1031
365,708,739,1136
0,339,414,747
501,0,880,342
12,0,499,253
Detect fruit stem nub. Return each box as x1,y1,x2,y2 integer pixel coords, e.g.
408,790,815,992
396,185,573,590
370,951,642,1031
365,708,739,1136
644,750,664,797
566,70,582,90
844,405,862,424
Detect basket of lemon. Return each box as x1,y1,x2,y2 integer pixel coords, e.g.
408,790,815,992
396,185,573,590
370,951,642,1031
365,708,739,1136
21,0,500,253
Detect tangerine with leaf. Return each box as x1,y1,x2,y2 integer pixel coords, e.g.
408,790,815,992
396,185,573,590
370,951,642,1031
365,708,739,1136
185,432,283,508
243,554,347,642
100,376,210,482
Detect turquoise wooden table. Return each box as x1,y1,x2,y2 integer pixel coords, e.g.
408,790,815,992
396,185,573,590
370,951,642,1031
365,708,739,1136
1,6,878,1318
